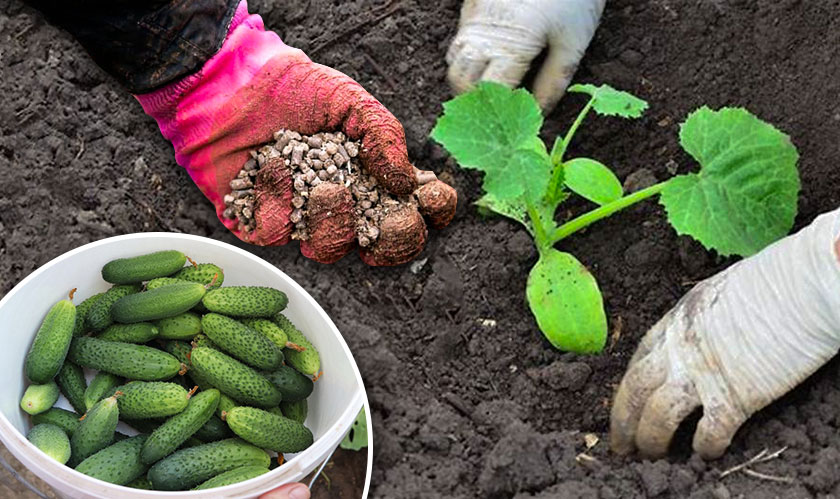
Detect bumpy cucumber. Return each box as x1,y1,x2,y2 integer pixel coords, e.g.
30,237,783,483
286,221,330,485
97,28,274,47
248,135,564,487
202,314,282,370
87,284,141,331
241,318,289,350
280,399,308,424
32,408,80,436
174,263,224,289
202,287,287,318
225,407,313,453
69,395,119,467
263,366,313,402
84,372,122,411
98,322,159,343
115,382,189,419
192,333,218,350
101,250,186,284
155,312,201,340
68,337,182,381
147,438,270,491
111,282,206,323
126,476,154,489
216,393,237,420
25,299,76,383
190,347,281,408
56,361,87,415
27,423,71,464
274,314,320,376
73,292,104,337
163,340,214,390
146,277,184,290
141,389,220,465
266,407,284,417
75,435,149,485
194,415,232,442
193,465,269,490
20,381,59,415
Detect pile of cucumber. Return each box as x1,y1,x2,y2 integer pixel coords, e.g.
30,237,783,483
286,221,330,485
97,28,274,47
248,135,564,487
20,250,322,491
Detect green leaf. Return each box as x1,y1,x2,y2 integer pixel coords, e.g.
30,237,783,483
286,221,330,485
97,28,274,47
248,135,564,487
661,107,800,257
526,249,607,354
564,158,623,205
431,82,552,204
568,84,648,118
340,407,368,451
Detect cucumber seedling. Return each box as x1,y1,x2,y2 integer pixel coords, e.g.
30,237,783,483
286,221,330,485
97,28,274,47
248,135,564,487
431,82,800,354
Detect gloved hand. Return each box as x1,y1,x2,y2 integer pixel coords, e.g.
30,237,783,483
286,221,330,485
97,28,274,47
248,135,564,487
136,0,456,266
610,209,840,459
447,0,606,112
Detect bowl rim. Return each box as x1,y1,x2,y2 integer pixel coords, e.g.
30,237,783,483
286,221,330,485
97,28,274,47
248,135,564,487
0,232,370,498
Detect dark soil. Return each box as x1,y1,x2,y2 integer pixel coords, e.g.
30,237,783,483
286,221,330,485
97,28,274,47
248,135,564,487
2,0,840,498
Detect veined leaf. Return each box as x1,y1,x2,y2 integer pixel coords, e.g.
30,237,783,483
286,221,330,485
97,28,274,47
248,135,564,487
526,249,607,354
431,82,552,206
564,157,623,205
661,107,800,257
568,84,648,119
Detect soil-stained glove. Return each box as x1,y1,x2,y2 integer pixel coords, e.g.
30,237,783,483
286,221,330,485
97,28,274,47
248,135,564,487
136,1,456,266
611,209,840,459
447,0,606,112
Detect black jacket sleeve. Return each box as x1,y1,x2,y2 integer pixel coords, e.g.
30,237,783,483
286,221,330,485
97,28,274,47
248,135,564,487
24,0,240,93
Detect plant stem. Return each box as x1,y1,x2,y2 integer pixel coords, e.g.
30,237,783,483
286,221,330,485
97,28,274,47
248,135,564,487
560,96,595,161
548,181,668,244
545,96,595,204
527,202,550,254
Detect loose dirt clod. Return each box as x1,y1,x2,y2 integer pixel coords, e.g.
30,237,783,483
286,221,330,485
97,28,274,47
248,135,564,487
222,129,414,248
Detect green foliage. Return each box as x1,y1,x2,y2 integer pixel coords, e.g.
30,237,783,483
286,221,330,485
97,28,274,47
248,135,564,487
661,107,800,256
340,407,368,451
432,82,800,354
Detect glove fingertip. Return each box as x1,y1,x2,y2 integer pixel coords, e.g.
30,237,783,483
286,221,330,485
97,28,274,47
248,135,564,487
416,180,458,229
359,204,427,266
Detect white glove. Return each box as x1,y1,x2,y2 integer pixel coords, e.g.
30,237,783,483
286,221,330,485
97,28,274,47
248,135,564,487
611,208,840,459
446,0,606,112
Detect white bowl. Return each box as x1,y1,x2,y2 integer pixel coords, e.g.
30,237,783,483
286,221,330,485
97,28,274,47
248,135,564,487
0,233,370,498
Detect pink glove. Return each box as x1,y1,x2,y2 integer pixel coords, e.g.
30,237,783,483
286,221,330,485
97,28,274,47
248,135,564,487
136,1,456,265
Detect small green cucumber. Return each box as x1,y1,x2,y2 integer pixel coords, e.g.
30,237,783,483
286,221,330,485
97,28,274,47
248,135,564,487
163,341,215,390
147,438,270,491
84,372,122,411
192,333,219,350
27,423,71,464
202,287,287,318
98,322,159,343
280,399,308,424
202,314,282,370
189,347,281,408
126,476,154,489
226,406,313,453
155,312,201,340
25,299,76,383
174,263,224,289
194,415,232,442
55,361,87,414
68,337,182,381
266,407,284,417
146,277,185,290
274,314,320,376
20,381,60,415
87,284,141,331
101,250,186,284
75,435,150,485
32,408,80,436
216,393,237,420
115,382,189,419
241,318,289,350
111,282,207,323
262,365,313,402
141,389,220,465
69,395,119,467
73,292,104,337
193,465,269,490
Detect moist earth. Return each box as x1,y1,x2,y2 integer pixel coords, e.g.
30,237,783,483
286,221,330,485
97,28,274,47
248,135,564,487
2,0,840,498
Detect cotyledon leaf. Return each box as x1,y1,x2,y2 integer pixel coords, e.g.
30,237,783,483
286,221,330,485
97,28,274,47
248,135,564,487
526,249,607,354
